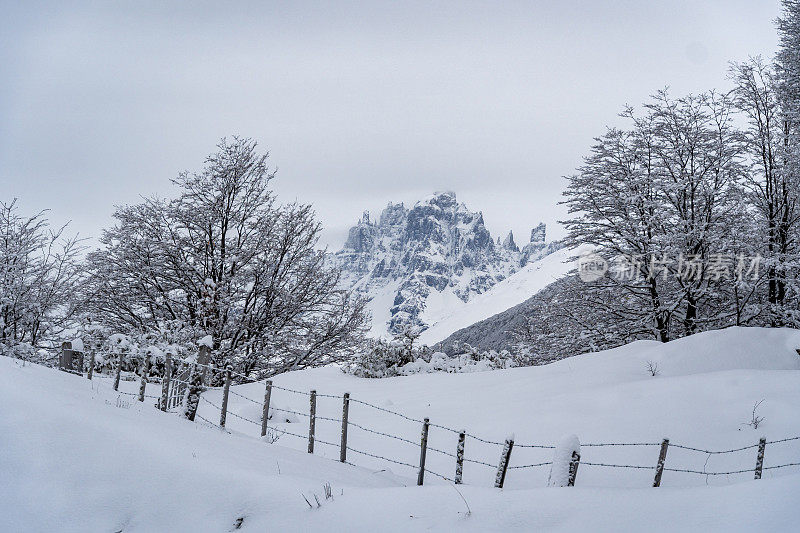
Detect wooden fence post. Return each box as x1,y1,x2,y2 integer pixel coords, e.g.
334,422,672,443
197,344,211,383
308,390,317,453
184,363,203,422
219,365,232,428
137,357,150,402
653,438,670,487
417,417,430,486
74,349,84,376
60,341,72,372
261,380,272,437
567,450,581,486
495,438,514,488
340,392,350,463
87,350,95,380
455,430,466,484
160,353,172,412
113,350,123,391
754,437,767,480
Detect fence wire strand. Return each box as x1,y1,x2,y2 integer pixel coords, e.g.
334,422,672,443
508,462,553,469
84,361,800,487
348,421,421,447
670,443,760,454
582,462,655,470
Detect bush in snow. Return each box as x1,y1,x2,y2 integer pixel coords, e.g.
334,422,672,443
344,339,520,378
342,338,419,378
399,350,513,375
0,341,38,361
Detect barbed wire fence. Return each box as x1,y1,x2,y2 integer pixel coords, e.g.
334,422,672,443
58,344,800,489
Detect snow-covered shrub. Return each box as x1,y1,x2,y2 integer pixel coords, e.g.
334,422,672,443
343,338,417,378
399,349,517,375
0,341,37,361
345,339,520,378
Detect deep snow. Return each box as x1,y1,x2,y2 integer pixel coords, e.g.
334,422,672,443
2,327,800,531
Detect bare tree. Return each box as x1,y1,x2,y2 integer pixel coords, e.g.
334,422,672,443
0,200,84,353
85,138,368,378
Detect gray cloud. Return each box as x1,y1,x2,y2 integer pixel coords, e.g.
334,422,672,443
0,0,781,248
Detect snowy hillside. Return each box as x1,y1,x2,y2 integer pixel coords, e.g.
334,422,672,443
417,244,590,346
334,191,561,337
3,327,800,531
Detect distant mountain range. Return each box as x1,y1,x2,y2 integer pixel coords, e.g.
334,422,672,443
334,191,571,340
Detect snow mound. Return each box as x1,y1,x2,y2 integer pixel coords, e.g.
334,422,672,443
550,327,800,385
634,327,800,375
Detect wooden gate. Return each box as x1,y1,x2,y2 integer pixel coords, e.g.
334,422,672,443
166,360,190,410
165,345,212,411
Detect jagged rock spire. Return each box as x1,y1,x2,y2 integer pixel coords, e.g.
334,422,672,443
530,222,546,244
502,230,519,252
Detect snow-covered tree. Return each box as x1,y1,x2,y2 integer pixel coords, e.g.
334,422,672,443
85,138,369,379
645,91,744,334
730,57,800,326
0,200,83,355
562,91,747,342
562,116,679,341
777,1,800,129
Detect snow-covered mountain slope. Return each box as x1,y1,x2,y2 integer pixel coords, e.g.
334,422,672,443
417,244,591,346
334,191,559,337
3,327,800,531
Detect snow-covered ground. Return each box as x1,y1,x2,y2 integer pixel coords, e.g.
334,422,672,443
2,327,800,531
417,245,589,345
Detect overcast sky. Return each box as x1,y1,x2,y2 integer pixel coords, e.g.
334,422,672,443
0,1,782,249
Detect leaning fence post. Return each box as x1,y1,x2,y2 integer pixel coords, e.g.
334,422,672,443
308,390,317,453
417,417,430,486
567,450,581,486
219,365,232,428
340,392,350,463
160,352,172,412
137,357,150,402
495,438,514,488
754,437,767,480
455,430,466,484
184,363,203,422
653,438,670,487
261,380,272,437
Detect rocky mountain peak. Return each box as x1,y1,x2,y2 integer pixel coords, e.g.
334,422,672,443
335,193,558,336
